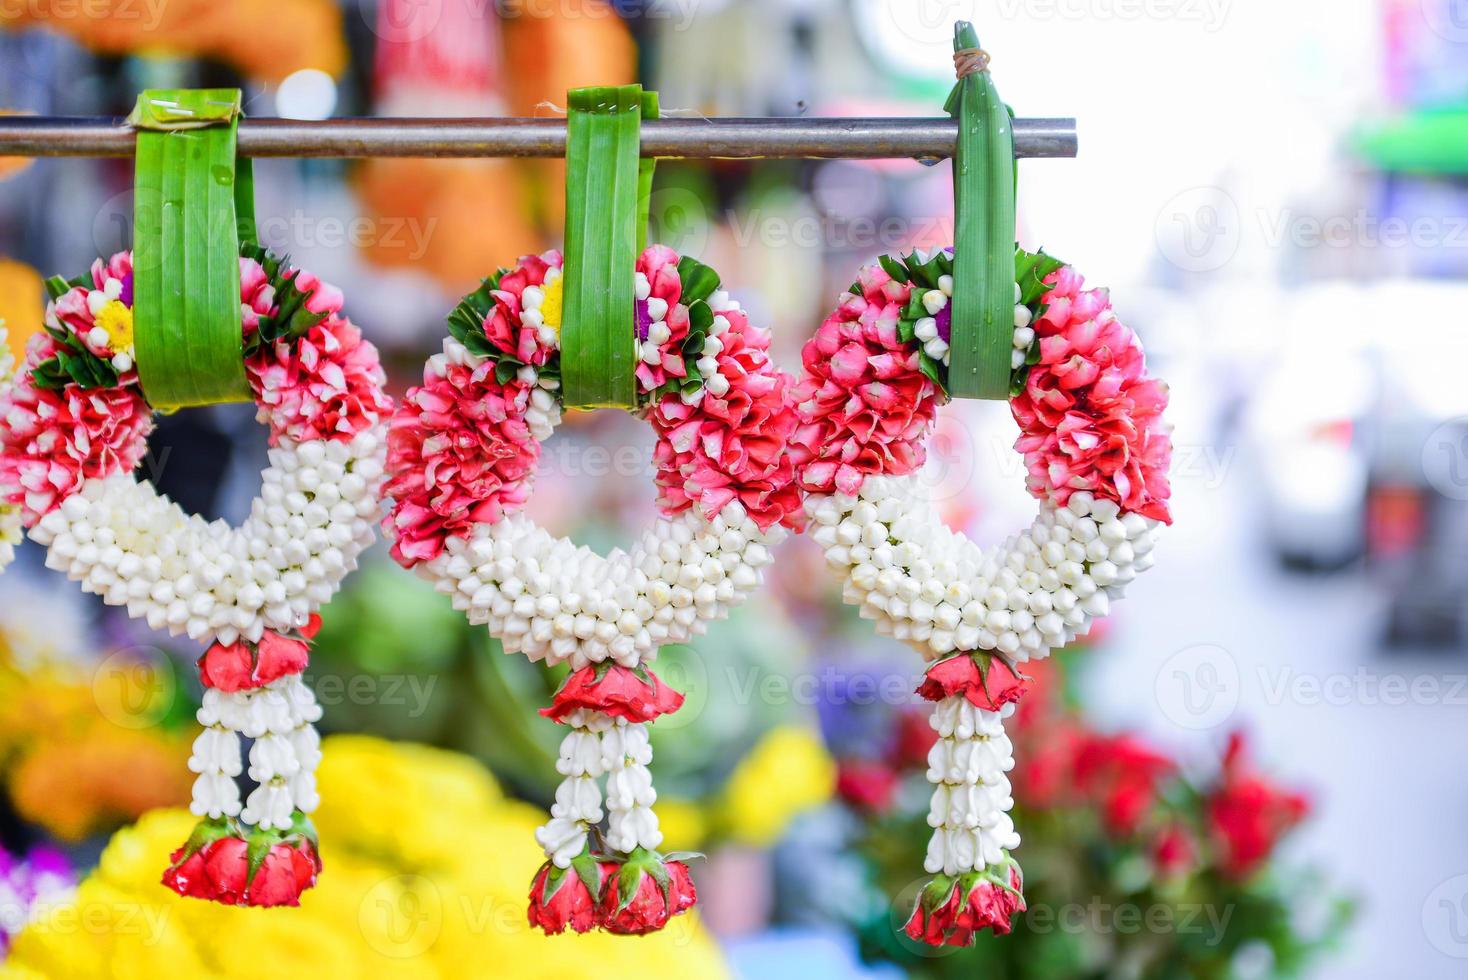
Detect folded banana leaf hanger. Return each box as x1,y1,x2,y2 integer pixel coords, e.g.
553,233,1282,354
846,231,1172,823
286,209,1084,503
126,88,256,410
1,24,1066,403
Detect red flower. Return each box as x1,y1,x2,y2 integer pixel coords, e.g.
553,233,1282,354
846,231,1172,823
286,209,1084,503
598,853,697,935
246,841,320,908
835,760,899,813
1153,823,1197,878
162,821,320,907
1074,734,1174,836
197,630,309,692
903,865,1025,947
916,654,1028,711
160,845,212,900
540,664,684,724
889,708,939,769
646,300,805,533
1206,732,1309,879
1010,266,1172,523
0,359,153,526
527,859,605,935
382,364,540,567
790,263,940,497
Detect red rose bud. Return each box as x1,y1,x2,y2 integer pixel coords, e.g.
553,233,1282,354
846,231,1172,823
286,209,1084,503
1073,733,1174,837
197,631,309,693
161,819,319,907
527,857,605,935
903,863,1025,948
540,664,685,725
836,759,899,813
301,613,323,639
246,841,320,908
1152,824,1197,878
597,850,698,935
916,654,1027,711
1206,732,1309,879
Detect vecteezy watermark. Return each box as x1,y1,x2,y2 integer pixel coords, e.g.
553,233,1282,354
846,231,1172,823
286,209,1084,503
0,0,167,30
885,0,1230,46
303,673,439,718
1155,643,1241,731
1424,874,1468,959
1157,644,1468,730
1023,898,1235,945
92,192,439,263
1256,667,1468,709
1422,418,1468,502
93,646,179,731
2,898,170,944
360,874,443,959
1156,190,1468,273
499,0,701,30
1421,0,1468,44
1154,187,1243,274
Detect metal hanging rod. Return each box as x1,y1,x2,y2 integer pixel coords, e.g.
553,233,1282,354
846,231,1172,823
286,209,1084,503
0,116,1076,160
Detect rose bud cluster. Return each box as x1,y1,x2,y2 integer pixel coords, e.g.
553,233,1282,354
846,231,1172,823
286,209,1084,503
162,815,321,908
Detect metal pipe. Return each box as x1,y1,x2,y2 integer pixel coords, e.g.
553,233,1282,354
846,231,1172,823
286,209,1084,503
0,116,1077,160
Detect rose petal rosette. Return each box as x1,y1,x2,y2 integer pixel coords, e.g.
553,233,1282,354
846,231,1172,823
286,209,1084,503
0,246,394,905
383,246,803,934
791,247,1173,945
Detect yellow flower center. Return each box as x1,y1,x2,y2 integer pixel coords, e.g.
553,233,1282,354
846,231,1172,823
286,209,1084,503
538,278,563,336
94,300,134,352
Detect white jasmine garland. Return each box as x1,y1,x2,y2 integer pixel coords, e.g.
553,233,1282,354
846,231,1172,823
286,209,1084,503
602,720,662,854
28,428,387,646
192,675,324,828
924,697,1019,877
413,412,784,672
808,477,1160,665
537,709,613,868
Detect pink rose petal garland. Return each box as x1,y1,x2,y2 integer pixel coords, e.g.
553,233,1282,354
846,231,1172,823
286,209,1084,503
0,246,394,907
791,247,1173,946
383,246,802,935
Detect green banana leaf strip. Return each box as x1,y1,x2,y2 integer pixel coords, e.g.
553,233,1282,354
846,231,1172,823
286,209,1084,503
131,89,251,410
560,85,644,410
944,23,1016,401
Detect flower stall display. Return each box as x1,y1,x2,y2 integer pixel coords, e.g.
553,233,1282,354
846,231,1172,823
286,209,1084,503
1,736,731,978
791,247,1172,945
0,245,393,906
384,240,805,935
813,659,1352,978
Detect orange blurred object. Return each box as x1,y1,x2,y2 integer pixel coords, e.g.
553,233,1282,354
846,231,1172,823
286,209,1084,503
0,0,346,82
357,0,634,292
0,257,43,359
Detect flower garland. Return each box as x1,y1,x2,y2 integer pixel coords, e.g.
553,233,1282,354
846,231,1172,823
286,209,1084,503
0,247,394,906
791,247,1173,945
0,323,21,569
383,245,803,933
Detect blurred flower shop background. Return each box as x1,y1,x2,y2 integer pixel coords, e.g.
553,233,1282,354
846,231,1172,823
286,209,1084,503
0,0,1466,976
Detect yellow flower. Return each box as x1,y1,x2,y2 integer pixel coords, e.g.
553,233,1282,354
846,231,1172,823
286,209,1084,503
538,274,563,336
93,299,134,353
7,736,731,980
718,726,836,847
653,797,708,852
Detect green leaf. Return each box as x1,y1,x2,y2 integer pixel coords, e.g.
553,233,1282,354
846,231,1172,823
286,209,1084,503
131,88,252,410
636,90,660,254
945,24,1017,401
918,352,947,395
676,255,721,307
1015,246,1066,307
494,360,519,385
560,85,644,410
878,254,910,283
